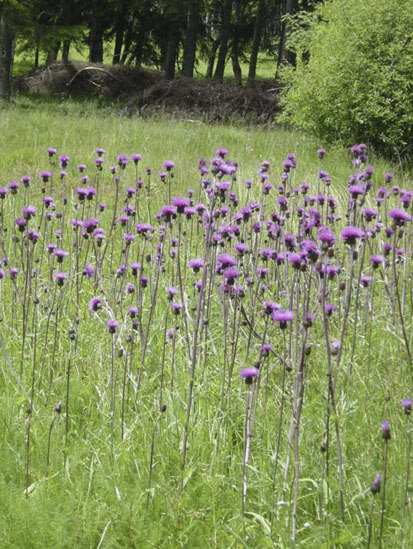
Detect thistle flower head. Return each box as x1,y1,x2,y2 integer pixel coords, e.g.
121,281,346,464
371,475,381,495
89,297,102,312
389,209,412,225
272,309,294,328
401,399,412,415
341,226,364,245
381,420,391,440
240,367,259,384
107,320,119,333
55,272,68,286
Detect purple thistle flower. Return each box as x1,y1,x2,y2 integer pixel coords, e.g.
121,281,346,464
126,282,135,294
223,267,239,285
389,209,412,225
348,184,365,198
0,187,7,198
118,215,129,226
89,297,102,312
240,367,259,384
324,303,336,316
21,175,31,187
235,242,248,256
15,217,27,231
317,147,326,159
341,226,364,245
117,154,128,168
263,301,280,315
10,267,19,279
8,181,19,194
287,252,302,269
123,233,135,244
166,286,178,300
107,320,119,334
83,264,94,278
331,340,341,355
370,255,384,269
40,171,53,183
86,187,96,200
55,272,68,286
189,258,204,272
163,160,175,171
58,155,69,168
131,154,142,164
272,309,294,329
135,223,154,234
217,253,237,272
54,248,68,263
360,275,373,287
160,205,177,222
43,196,54,207
381,420,391,440
77,164,87,173
326,265,340,279
401,399,412,415
215,147,228,159
82,218,100,233
116,265,126,277
128,306,139,318
28,229,40,242
130,263,141,276
47,147,57,156
371,475,381,495
171,302,183,315
260,344,273,357
76,188,88,201
362,208,378,222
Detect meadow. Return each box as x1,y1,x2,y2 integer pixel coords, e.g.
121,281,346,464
0,96,412,548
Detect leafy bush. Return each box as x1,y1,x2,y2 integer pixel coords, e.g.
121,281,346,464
279,0,413,156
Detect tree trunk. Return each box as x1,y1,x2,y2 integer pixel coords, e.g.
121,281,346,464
231,0,242,86
112,2,127,64
62,41,70,64
34,46,39,69
165,26,180,80
89,20,104,63
275,0,294,81
113,29,124,65
206,36,219,78
214,0,232,82
46,43,60,66
0,9,15,100
133,37,144,67
247,0,266,85
182,0,199,78
60,0,71,64
120,16,135,65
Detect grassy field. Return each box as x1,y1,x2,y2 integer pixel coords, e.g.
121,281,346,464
0,97,412,548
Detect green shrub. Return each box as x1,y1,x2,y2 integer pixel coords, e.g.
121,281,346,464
279,0,413,156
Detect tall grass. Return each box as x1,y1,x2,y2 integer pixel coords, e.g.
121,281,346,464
0,96,411,548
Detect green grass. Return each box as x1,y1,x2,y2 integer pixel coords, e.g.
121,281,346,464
0,96,412,548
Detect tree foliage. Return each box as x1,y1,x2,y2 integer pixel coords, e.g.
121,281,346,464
279,0,413,155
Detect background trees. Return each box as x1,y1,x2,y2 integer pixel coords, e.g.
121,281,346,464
1,0,312,97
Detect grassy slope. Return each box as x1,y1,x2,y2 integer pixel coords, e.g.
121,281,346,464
0,98,411,548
